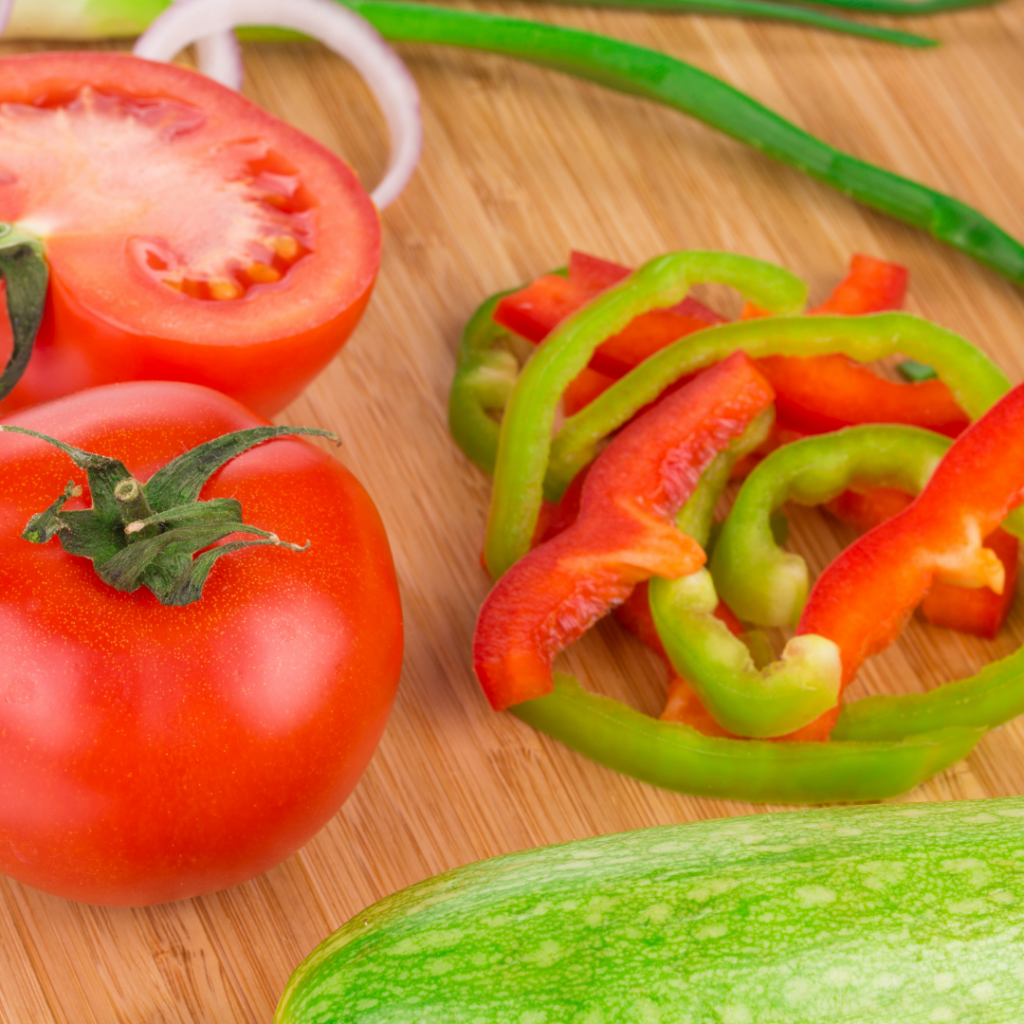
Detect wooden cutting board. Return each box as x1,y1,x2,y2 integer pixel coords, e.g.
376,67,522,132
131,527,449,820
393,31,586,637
3,6,1024,1020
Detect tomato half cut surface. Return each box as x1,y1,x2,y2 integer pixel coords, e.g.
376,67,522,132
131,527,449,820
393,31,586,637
0,52,381,417
0,381,403,906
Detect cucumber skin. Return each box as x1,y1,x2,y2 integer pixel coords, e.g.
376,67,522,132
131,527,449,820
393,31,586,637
275,798,1024,1023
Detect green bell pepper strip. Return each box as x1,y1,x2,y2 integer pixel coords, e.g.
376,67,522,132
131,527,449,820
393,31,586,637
511,673,981,802
673,409,779,633
712,425,951,628
547,312,1013,501
833,646,1024,742
448,289,522,477
650,570,844,738
644,410,841,739
484,251,807,579
673,412,771,545
669,407,780,670
342,1,1024,293
603,396,775,670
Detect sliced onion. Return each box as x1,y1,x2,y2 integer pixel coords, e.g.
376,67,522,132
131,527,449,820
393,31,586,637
0,0,12,38
168,0,245,91
193,30,245,91
134,0,422,210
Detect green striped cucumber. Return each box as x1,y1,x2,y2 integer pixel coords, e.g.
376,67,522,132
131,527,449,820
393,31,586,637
275,797,1024,1023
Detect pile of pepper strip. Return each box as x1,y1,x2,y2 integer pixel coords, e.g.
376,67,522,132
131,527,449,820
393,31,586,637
454,249,1024,804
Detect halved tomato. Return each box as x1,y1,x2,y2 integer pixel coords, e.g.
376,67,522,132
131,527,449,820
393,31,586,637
0,52,380,417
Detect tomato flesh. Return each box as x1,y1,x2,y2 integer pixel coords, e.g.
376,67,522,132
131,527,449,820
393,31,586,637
0,381,403,906
0,53,381,417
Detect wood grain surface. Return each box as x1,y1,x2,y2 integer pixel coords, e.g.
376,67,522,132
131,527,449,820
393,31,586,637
3,5,1024,1021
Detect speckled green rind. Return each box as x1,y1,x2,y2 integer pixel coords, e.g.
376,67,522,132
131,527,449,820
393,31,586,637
275,797,1024,1024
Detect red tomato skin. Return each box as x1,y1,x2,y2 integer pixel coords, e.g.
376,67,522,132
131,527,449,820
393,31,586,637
2,270,374,418
0,53,381,418
0,382,403,905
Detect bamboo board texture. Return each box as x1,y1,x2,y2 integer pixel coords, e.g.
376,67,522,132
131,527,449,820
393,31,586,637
3,5,1024,1021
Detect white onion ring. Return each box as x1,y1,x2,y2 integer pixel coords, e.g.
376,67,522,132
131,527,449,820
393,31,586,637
0,0,12,38
134,0,422,209
170,0,244,91
194,30,245,91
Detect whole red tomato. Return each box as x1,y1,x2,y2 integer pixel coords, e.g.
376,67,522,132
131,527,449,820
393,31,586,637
0,52,380,418
0,382,402,906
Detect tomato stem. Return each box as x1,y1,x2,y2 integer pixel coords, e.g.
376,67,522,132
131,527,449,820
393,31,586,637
112,476,160,537
0,423,338,605
0,223,48,403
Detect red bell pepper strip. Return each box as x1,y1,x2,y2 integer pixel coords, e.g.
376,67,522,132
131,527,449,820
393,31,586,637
661,677,734,738
922,528,1019,639
474,352,774,712
751,254,969,437
812,253,909,315
493,251,726,378
567,251,630,291
535,457,748,660
534,462,589,546
814,253,907,314
493,271,593,343
741,252,906,319
824,485,914,531
757,353,970,437
589,301,726,377
827,487,1019,640
563,367,618,416
797,380,1024,714
615,581,671,659
659,676,837,742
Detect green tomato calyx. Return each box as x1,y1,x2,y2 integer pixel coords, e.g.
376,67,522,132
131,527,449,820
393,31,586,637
2,423,338,605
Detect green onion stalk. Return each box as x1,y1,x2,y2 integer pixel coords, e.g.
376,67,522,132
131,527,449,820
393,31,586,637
4,0,1005,47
